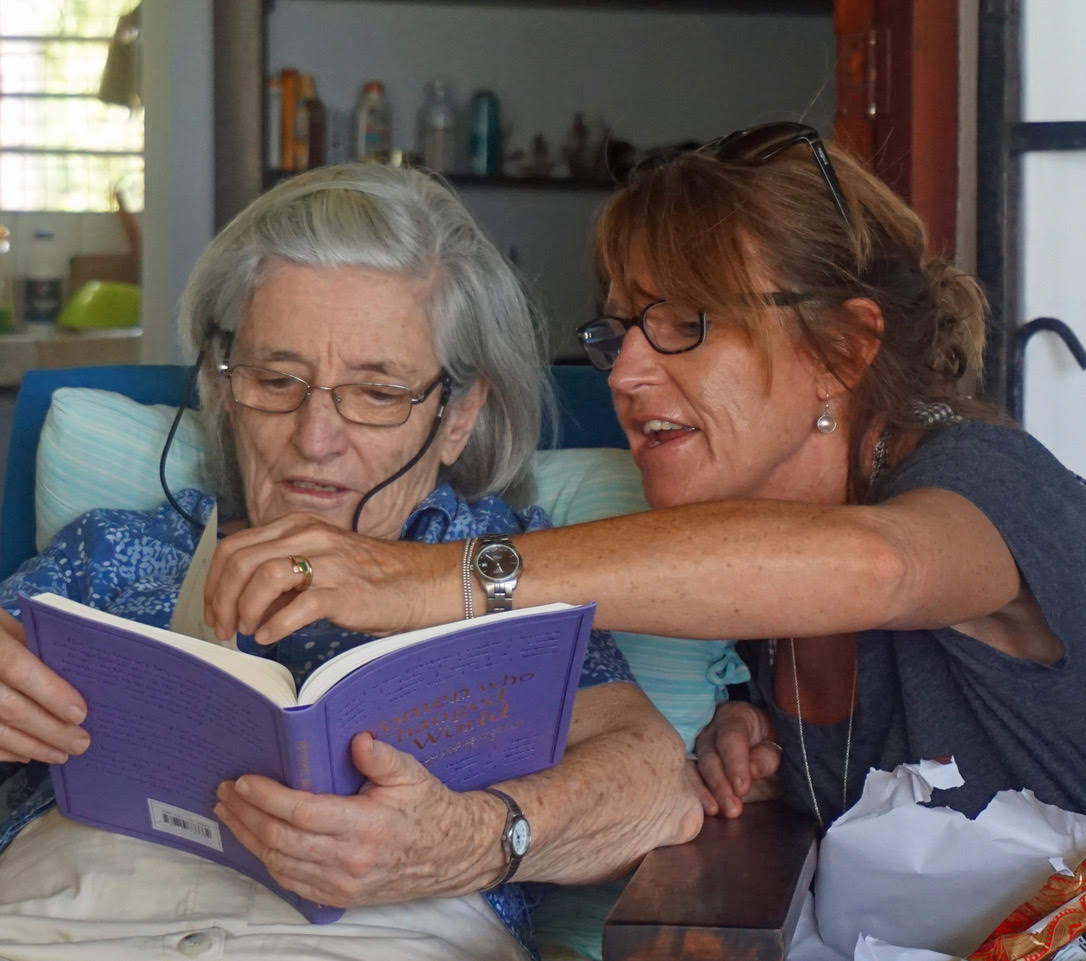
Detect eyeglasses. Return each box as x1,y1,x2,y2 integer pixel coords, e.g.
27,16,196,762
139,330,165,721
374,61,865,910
702,121,850,226
577,294,804,372
220,364,451,426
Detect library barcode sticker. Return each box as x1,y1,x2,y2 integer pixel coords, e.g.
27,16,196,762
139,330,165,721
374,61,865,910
148,799,223,852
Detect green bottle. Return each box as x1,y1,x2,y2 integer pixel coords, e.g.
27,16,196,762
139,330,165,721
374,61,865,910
0,225,16,333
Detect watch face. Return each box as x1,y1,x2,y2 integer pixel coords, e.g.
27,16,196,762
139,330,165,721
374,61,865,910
510,817,531,857
475,543,521,581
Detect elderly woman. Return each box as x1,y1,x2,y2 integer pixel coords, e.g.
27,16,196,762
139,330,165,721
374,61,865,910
206,124,1086,833
0,163,700,960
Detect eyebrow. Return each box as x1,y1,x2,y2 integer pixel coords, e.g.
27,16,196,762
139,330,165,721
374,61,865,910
247,348,411,381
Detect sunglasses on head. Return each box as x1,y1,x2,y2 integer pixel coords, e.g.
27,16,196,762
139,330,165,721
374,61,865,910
700,121,851,226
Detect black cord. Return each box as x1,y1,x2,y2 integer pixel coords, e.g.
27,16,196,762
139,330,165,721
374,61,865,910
159,349,207,531
351,373,453,532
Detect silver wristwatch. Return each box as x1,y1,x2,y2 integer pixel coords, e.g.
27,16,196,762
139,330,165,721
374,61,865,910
482,788,531,890
471,535,521,614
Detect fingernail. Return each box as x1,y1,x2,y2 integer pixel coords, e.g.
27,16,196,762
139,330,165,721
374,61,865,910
213,803,225,820
66,705,86,724
736,776,747,791
71,732,91,754
46,750,68,765
235,777,250,796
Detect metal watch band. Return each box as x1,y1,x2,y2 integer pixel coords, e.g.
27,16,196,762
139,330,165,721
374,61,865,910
481,787,529,891
471,535,521,615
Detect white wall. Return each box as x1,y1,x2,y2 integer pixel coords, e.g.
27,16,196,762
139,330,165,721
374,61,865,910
140,0,214,364
269,1,836,358
1019,0,1086,476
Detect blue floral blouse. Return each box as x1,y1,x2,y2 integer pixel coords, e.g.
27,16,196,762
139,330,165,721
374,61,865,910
0,484,635,960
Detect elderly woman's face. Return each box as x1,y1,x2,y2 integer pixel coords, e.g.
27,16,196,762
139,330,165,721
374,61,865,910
227,261,480,538
606,273,849,509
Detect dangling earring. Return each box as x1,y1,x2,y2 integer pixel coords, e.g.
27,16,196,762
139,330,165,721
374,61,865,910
816,399,837,434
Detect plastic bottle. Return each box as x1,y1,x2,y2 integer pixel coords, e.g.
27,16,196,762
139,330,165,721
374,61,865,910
354,81,391,163
292,77,310,171
279,68,300,171
0,226,16,332
468,90,500,176
417,79,457,173
304,75,327,170
24,228,65,327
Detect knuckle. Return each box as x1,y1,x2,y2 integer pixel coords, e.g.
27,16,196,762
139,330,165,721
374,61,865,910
342,849,371,879
0,685,20,718
289,797,320,831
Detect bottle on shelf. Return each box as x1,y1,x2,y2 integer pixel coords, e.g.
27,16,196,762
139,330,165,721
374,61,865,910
417,78,457,174
468,90,501,176
0,225,16,332
304,75,327,170
24,228,65,328
354,81,391,164
279,68,300,171
292,76,311,172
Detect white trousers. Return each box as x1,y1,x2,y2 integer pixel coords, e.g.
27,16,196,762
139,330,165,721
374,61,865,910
0,811,527,961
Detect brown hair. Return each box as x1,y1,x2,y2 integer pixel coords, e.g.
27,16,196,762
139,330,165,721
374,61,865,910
596,143,1003,502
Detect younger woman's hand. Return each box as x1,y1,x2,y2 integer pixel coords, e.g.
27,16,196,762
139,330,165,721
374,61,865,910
203,514,453,645
0,608,90,764
693,701,782,817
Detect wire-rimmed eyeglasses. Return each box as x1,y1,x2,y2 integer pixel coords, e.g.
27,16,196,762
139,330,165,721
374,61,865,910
701,121,850,226
219,364,450,427
577,294,803,372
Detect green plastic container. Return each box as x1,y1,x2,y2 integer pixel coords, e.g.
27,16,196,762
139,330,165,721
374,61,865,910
58,280,140,329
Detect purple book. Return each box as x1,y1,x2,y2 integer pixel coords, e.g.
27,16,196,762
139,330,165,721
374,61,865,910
19,593,594,923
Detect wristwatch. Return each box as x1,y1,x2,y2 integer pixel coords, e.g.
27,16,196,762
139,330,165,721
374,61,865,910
471,535,522,613
482,788,531,890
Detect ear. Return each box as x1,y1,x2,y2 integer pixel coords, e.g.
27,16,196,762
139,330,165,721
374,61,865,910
827,297,885,393
437,378,489,467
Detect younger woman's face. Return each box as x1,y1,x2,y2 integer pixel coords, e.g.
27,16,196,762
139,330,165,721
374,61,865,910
606,269,852,509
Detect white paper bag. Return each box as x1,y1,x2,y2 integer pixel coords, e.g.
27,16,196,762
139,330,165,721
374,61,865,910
813,758,1086,958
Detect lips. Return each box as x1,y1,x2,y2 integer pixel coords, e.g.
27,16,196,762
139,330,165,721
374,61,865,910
640,418,697,448
283,478,353,497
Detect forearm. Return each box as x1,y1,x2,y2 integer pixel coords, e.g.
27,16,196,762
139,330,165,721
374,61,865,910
407,501,890,640
489,683,702,887
509,500,903,640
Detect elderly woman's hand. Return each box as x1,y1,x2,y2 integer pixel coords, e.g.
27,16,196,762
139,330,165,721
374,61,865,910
203,513,453,645
0,609,90,764
213,731,503,907
694,700,782,818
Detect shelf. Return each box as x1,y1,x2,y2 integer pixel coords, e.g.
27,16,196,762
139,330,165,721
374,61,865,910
285,1,832,12
264,168,618,192
0,327,142,388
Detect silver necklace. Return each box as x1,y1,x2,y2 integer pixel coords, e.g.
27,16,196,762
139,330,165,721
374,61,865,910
789,637,857,830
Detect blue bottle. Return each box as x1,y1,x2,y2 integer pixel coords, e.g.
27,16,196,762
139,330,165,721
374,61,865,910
468,90,500,176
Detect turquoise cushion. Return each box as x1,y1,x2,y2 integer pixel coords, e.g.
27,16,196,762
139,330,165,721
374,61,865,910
35,387,210,551
529,447,747,750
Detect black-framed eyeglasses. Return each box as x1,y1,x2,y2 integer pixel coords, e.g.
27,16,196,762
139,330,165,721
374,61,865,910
702,121,850,227
219,363,451,427
576,294,803,372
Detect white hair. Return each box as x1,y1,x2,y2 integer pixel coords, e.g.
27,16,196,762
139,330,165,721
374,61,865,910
178,163,554,517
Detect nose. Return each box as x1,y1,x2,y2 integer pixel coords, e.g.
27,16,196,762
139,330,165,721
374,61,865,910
291,387,349,462
607,325,664,395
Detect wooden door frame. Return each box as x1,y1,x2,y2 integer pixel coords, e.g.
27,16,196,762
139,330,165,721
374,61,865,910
834,0,960,261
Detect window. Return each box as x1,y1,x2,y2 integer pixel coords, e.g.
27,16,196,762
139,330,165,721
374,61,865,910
0,0,143,213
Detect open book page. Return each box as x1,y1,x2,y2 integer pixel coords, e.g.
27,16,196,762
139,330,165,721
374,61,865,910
296,602,574,705
169,503,239,650
32,593,298,707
